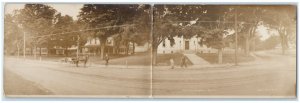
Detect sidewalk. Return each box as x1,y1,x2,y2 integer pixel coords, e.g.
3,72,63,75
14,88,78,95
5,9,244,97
183,53,211,65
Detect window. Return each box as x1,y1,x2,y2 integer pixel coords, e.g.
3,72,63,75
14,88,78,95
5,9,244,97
170,42,173,48
179,41,181,46
107,39,112,44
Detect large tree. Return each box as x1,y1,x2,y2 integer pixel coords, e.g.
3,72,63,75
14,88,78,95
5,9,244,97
52,14,78,56
262,5,296,55
78,4,150,58
4,14,22,55
196,6,232,64
152,5,206,65
231,6,265,56
152,5,232,64
14,4,59,56
114,4,151,55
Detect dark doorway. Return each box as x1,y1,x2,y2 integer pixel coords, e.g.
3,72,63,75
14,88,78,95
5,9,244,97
185,41,189,50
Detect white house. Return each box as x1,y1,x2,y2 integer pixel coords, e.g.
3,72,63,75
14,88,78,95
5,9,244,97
83,37,149,55
157,35,217,54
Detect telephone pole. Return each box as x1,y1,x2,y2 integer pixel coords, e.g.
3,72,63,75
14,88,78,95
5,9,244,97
235,8,238,66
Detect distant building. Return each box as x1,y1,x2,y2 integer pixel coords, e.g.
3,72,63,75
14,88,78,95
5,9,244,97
24,47,48,55
135,42,150,53
82,36,149,56
82,37,101,55
157,35,217,54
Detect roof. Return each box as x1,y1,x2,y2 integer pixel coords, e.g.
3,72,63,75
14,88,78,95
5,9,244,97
84,38,101,47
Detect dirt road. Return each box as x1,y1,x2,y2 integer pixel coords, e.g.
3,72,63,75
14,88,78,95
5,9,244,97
4,58,151,97
3,50,296,98
153,51,296,98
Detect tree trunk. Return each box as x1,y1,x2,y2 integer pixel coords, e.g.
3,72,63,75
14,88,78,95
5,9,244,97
126,42,129,55
152,43,160,66
30,47,33,56
245,27,252,56
133,42,135,54
17,44,20,58
251,38,256,52
99,37,107,59
39,47,42,56
100,44,106,59
152,48,158,66
279,29,288,55
47,47,50,56
281,35,287,55
281,38,285,55
116,46,119,54
65,47,68,57
34,45,37,59
218,48,223,64
249,25,257,53
245,37,250,56
112,47,116,54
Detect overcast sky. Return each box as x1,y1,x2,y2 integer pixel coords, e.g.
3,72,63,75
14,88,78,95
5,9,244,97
5,4,83,20
4,3,272,40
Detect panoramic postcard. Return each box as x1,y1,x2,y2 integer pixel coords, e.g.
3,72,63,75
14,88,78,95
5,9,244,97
4,3,296,98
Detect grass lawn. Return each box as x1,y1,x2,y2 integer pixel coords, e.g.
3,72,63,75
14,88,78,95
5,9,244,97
10,55,66,62
8,52,152,66
92,52,151,66
196,52,255,64
156,53,192,66
268,48,296,57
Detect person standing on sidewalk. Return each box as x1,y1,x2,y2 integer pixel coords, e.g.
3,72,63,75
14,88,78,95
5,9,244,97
170,58,175,69
180,55,187,68
105,53,109,67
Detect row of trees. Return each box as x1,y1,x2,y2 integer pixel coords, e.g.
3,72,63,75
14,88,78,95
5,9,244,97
5,4,296,64
78,4,151,59
5,4,80,57
5,4,151,59
152,5,296,64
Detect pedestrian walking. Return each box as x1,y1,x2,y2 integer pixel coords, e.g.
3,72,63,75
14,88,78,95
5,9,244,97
170,58,175,69
180,55,187,68
105,53,109,67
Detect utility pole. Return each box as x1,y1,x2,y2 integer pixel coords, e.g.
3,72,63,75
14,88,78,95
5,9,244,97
234,8,238,66
150,4,154,98
23,32,26,60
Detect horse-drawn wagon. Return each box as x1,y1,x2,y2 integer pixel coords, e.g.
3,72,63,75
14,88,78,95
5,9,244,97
61,54,89,67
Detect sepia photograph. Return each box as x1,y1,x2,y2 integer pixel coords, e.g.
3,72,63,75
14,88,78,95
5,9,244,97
4,4,152,97
152,5,296,98
3,3,297,98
